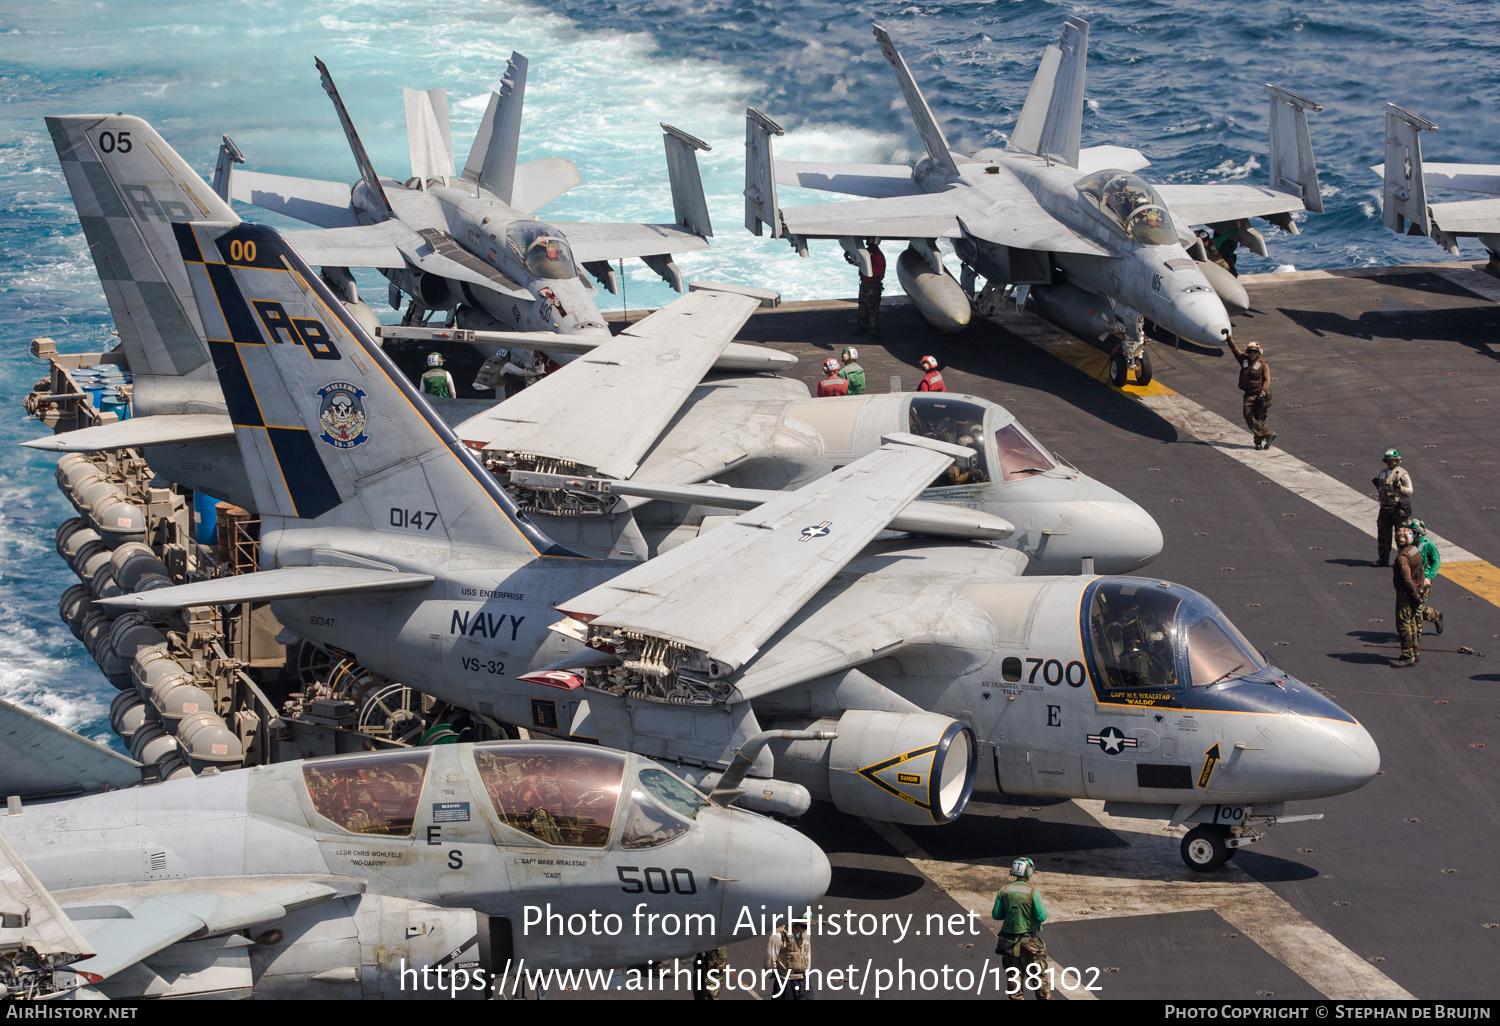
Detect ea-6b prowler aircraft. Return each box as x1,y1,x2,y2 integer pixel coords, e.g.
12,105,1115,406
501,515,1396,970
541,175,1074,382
91,206,1378,871
227,54,713,337
35,112,1163,578
1376,103,1500,271
746,20,1326,385
0,699,827,999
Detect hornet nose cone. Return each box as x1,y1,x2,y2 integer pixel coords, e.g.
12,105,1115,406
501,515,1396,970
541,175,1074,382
722,813,831,919
1162,289,1234,348
1076,499,1164,574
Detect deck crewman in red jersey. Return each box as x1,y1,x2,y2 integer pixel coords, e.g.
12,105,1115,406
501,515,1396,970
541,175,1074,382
817,357,850,397
918,355,946,392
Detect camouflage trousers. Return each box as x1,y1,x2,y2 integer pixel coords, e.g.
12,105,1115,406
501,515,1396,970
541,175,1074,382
1376,501,1412,564
857,279,883,333
999,933,1051,1000
1396,594,1422,660
1242,394,1272,440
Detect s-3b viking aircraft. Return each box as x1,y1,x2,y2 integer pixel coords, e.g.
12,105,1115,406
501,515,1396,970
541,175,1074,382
746,19,1326,386
86,195,1379,872
226,53,713,339
0,699,828,999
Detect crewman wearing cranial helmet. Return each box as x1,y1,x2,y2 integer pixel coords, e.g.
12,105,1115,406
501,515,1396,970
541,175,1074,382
1227,337,1274,449
817,357,850,397
993,856,1051,1000
420,352,455,399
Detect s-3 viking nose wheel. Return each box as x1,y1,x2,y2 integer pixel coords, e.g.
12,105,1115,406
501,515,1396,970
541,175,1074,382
1181,824,1234,872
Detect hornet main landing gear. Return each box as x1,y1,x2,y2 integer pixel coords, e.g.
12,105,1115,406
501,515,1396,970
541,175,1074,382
1180,824,1236,872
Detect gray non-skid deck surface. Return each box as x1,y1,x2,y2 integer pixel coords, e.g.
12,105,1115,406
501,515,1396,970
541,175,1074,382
556,267,1499,998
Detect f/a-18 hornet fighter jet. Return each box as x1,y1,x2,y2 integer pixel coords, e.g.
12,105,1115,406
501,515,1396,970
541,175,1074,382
89,198,1378,871
746,19,1326,385
1376,103,1500,271
227,54,712,338
0,699,828,999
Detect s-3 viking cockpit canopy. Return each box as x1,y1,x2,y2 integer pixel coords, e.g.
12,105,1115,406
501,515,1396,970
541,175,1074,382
1082,578,1271,698
1075,169,1178,246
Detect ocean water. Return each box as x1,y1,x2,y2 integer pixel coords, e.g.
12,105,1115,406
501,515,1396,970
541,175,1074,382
2,0,1497,744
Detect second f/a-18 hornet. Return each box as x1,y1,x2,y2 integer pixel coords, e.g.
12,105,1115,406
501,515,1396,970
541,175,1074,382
745,19,1326,385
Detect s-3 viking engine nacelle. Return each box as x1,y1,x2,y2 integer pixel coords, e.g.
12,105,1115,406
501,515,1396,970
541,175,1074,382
770,710,977,825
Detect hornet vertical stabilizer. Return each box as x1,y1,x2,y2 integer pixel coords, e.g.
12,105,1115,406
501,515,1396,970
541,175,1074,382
45,114,237,380
404,86,455,180
171,220,577,558
1268,84,1326,216
1034,16,1088,167
315,57,395,221
462,52,528,204
873,25,960,177
1008,43,1063,156
1381,102,1437,238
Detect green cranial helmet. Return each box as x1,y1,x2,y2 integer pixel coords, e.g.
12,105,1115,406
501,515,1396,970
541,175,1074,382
1010,856,1035,880
1384,448,1401,461
1407,518,1427,535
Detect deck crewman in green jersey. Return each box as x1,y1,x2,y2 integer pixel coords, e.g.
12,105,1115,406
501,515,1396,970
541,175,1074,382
421,352,455,399
993,856,1051,999
838,346,866,395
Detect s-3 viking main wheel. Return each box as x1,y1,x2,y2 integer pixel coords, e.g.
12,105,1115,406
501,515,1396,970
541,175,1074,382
1180,824,1232,872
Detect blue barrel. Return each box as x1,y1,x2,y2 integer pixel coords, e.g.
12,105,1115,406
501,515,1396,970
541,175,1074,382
193,492,220,545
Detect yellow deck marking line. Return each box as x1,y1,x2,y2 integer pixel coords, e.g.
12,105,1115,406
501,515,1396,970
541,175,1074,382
982,305,1500,611
868,806,1413,1000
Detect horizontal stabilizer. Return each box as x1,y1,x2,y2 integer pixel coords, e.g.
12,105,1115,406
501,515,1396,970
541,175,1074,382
511,158,582,215
230,170,358,229
98,565,435,610
0,696,140,799
557,221,712,263
461,289,761,477
21,414,234,452
1154,183,1308,228
555,438,963,675
513,474,1015,540
775,160,923,199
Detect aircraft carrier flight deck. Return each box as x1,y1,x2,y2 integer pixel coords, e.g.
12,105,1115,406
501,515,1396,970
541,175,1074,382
563,262,1500,1001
